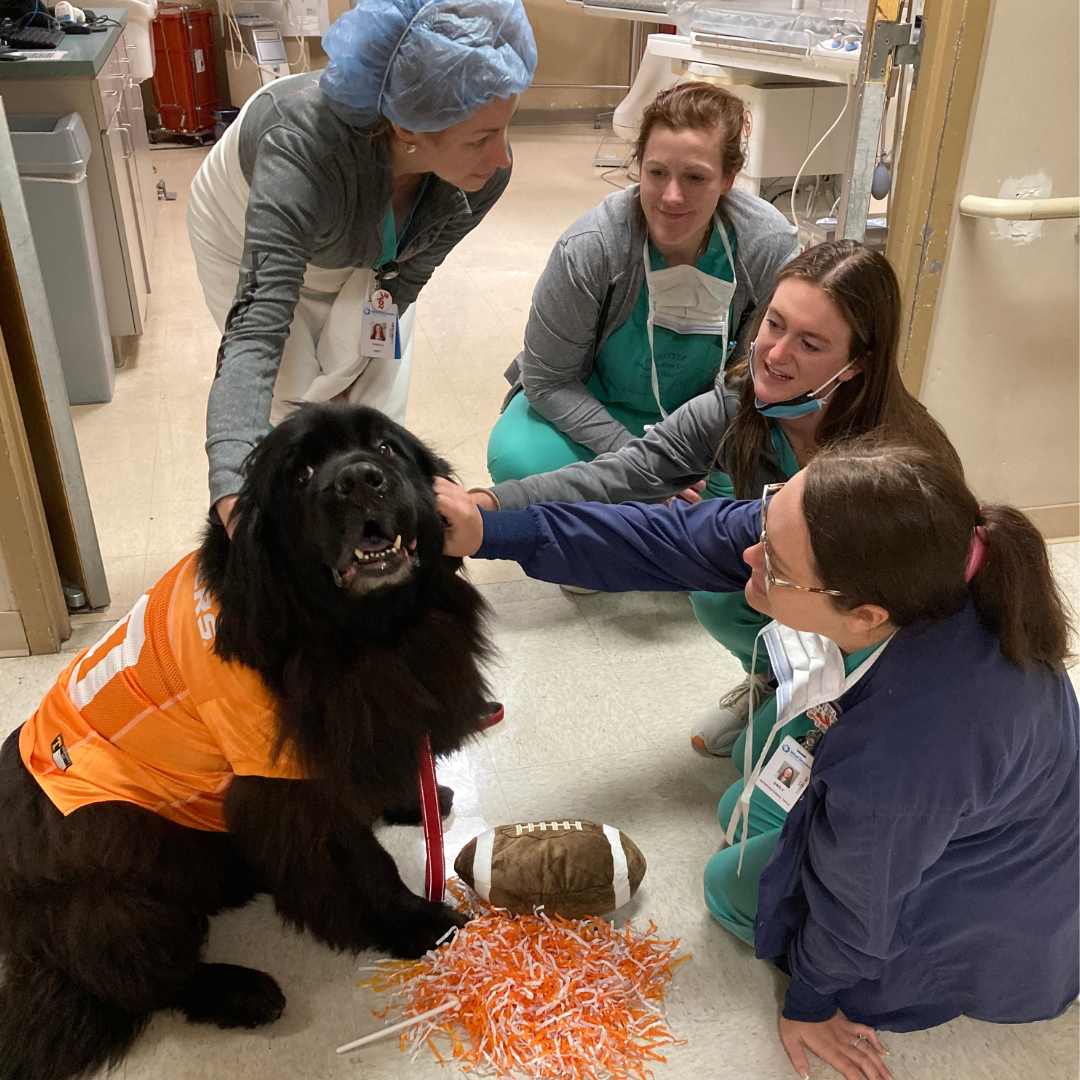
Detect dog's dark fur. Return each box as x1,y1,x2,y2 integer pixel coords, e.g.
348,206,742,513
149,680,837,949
0,405,492,1080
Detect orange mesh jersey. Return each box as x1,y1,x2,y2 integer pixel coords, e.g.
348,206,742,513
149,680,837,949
20,554,305,831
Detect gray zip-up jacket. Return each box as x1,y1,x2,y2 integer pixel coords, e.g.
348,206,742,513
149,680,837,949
504,183,798,456
489,372,787,509
206,72,511,507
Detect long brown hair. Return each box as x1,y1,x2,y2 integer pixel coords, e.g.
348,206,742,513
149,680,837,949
803,438,1074,672
632,81,750,179
719,241,960,497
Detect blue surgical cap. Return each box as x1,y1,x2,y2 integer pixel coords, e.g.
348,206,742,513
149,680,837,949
320,0,537,132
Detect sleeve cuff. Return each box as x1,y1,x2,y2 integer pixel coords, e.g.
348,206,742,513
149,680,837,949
488,479,531,510
782,977,839,1024
474,508,540,563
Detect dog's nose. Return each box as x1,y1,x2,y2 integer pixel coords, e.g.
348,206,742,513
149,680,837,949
333,461,385,496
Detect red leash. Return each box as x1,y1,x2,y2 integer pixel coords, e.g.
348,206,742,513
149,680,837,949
416,733,445,903
416,703,504,904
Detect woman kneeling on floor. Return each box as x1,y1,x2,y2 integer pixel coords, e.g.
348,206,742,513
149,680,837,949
436,440,1079,1080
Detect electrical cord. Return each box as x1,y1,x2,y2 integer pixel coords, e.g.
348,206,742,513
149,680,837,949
789,72,854,227
600,164,629,190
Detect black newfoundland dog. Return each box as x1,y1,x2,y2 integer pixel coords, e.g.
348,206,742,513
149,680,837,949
0,405,492,1080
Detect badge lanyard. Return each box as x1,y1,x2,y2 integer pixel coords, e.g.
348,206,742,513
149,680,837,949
725,630,891,874
644,213,735,421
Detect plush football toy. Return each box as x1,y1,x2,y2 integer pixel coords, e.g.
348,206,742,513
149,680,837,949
454,819,646,918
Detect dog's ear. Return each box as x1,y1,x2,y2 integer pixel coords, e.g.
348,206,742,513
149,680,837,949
431,456,455,482
198,434,294,670
408,439,454,484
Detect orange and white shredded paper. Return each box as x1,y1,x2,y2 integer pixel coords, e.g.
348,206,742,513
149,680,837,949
356,881,690,1079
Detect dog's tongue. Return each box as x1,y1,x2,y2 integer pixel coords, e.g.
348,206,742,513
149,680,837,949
355,535,393,553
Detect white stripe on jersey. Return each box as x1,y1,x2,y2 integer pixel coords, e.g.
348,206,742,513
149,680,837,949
68,593,150,710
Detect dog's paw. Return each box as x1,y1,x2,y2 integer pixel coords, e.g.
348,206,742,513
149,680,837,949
179,963,286,1029
380,785,455,826
378,901,469,959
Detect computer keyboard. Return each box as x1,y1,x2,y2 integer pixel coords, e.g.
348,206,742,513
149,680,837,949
0,24,65,49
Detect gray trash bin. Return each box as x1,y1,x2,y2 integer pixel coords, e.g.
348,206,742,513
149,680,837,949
9,113,114,406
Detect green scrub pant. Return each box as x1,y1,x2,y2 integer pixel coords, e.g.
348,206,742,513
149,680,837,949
703,705,815,945
690,590,772,675
487,389,733,499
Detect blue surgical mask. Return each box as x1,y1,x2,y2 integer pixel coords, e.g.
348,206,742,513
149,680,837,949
748,342,857,419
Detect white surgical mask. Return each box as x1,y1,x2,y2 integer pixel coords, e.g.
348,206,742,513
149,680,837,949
724,620,891,872
643,214,737,420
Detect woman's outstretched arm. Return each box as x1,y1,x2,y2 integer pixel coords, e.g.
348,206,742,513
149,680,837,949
436,479,759,594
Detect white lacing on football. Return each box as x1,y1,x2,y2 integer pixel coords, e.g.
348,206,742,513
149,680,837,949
603,823,631,909
513,821,584,835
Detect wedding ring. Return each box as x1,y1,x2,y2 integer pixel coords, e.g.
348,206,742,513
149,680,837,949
852,1035,868,1049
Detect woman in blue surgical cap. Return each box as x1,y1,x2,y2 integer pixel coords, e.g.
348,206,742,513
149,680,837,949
187,0,537,531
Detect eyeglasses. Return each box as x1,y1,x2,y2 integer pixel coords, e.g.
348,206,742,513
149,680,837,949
760,483,844,596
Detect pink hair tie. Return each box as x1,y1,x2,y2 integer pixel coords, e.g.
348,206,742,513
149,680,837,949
965,524,989,582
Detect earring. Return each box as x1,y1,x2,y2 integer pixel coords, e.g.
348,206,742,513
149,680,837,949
406,143,417,154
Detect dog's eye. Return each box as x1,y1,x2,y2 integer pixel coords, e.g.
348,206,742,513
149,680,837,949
298,464,314,486
378,442,394,459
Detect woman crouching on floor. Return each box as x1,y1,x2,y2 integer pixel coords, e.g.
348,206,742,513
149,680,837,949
435,438,1079,1080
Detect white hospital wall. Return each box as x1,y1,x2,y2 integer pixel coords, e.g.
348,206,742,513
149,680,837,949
919,0,1079,536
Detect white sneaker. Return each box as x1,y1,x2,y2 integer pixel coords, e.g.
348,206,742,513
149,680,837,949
690,675,775,757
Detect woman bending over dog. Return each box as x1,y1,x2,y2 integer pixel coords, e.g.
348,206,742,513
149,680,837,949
437,439,1079,1080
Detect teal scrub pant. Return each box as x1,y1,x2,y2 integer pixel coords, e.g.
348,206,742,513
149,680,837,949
703,705,815,945
690,590,772,675
487,389,733,499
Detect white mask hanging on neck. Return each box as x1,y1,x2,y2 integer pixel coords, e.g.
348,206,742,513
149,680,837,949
643,213,736,420
724,620,893,873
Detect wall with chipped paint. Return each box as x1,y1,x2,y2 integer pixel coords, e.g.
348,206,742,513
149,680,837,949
920,0,1079,537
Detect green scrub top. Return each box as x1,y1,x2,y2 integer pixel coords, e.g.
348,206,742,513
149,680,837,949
585,219,737,419
768,421,800,479
377,179,428,268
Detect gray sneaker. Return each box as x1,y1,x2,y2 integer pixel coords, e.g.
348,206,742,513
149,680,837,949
690,675,775,757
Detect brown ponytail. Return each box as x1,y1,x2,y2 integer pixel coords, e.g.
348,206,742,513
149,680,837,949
803,438,1074,673
968,505,1074,672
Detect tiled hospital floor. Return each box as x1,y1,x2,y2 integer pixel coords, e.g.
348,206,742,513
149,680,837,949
2,124,1079,1080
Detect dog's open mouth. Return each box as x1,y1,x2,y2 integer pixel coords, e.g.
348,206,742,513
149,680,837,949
331,521,418,593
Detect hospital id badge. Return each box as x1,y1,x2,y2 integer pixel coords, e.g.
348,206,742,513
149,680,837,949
755,736,813,812
361,289,397,360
